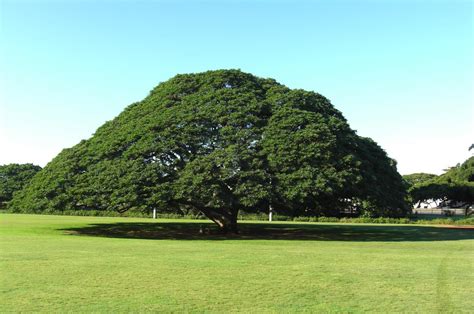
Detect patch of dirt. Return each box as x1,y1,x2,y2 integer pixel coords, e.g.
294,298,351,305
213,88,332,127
436,225,474,230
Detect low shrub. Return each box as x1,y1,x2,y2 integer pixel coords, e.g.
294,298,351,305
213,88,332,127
4,209,473,225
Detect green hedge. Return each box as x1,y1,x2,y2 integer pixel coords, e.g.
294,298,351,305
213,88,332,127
4,209,474,225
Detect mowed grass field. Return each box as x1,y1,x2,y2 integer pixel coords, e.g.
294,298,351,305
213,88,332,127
1,214,473,312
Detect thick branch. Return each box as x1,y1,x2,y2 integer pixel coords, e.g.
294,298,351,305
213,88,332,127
172,199,238,232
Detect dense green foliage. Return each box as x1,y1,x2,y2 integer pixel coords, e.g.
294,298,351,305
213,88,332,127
10,209,474,225
403,173,438,186
1,214,473,312
0,164,41,207
440,156,474,183
406,157,474,210
10,70,408,230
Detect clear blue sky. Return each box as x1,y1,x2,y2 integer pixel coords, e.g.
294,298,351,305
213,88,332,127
1,0,472,174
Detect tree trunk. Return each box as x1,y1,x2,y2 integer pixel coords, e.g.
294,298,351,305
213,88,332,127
174,199,240,234
225,210,238,234
201,208,239,234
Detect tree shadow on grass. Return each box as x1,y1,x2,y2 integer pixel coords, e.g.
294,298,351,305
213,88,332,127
59,221,474,242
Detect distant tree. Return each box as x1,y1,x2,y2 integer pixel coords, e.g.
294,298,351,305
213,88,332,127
438,157,474,183
0,164,41,207
9,70,409,232
403,173,438,187
407,157,474,211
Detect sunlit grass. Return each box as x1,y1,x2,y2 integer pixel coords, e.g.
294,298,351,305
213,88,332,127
1,214,473,312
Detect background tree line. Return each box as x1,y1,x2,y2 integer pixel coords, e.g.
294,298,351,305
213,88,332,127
403,156,474,212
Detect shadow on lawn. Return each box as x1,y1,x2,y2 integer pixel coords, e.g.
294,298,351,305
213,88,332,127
59,221,474,242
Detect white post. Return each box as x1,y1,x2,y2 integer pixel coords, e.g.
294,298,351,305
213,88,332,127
269,204,273,222
153,208,157,219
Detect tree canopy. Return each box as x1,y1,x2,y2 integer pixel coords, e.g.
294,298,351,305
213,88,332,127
406,156,474,210
403,173,438,187
439,157,474,183
9,70,408,231
0,164,41,207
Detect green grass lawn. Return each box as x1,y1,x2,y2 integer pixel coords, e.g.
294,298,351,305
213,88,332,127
1,214,473,312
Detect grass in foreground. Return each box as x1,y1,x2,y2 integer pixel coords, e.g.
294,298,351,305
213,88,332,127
1,214,473,312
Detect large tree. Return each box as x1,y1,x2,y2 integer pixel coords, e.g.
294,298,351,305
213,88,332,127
10,70,408,232
0,164,41,207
